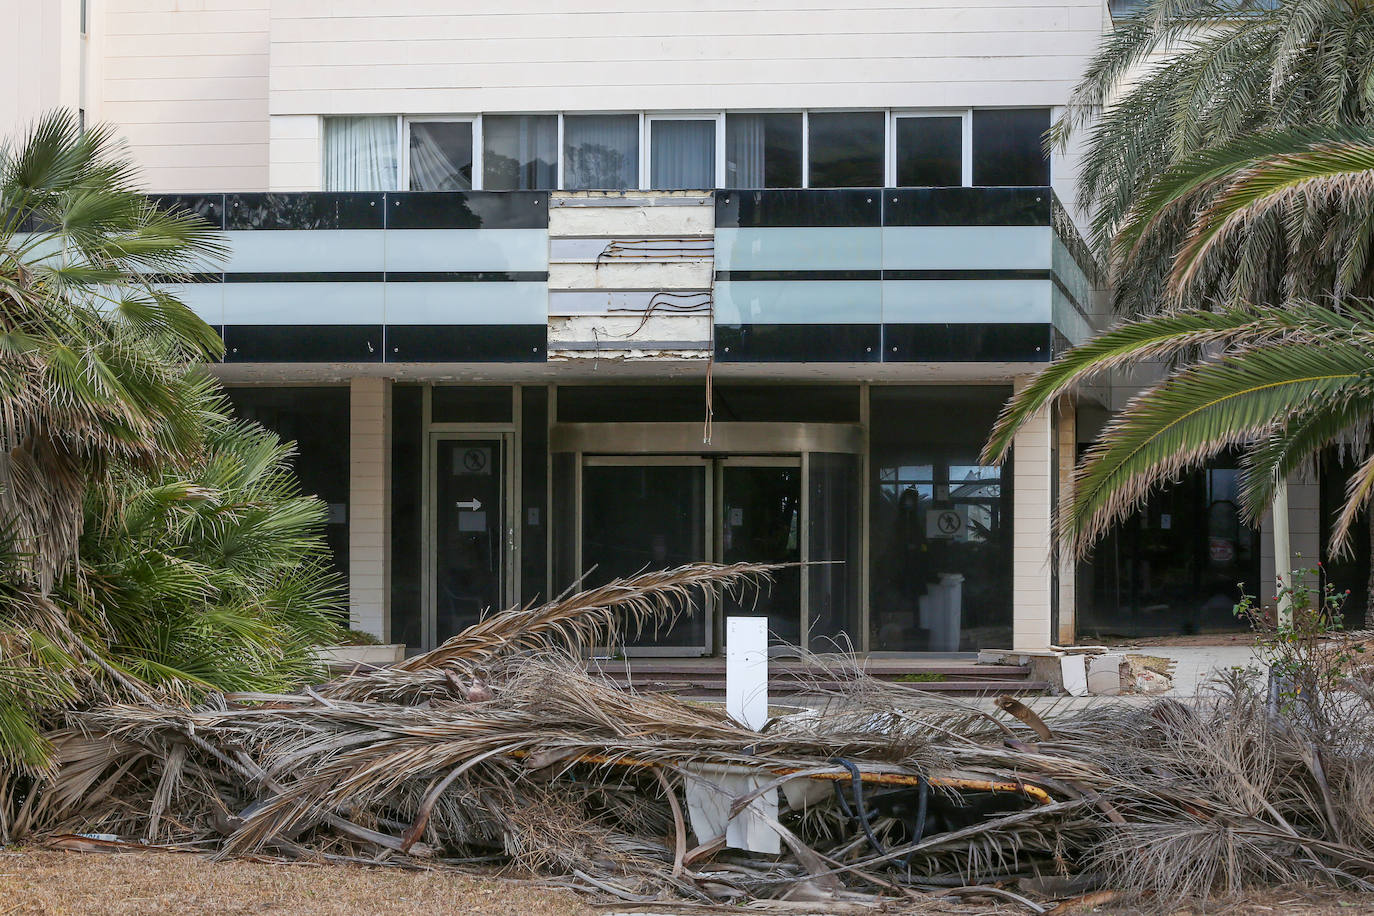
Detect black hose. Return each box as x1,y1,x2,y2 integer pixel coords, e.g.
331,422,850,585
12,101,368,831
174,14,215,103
829,756,886,856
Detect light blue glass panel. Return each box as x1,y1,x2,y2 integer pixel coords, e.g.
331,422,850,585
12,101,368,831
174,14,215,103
1053,283,1093,346
385,229,548,272
714,280,881,324
384,282,546,324
1052,235,1093,314
880,280,1051,323
880,226,1050,270
158,283,223,325
715,228,881,272
223,282,384,325
223,229,385,273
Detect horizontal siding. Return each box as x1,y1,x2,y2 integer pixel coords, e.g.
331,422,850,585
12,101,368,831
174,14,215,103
268,1,1105,114
100,0,270,191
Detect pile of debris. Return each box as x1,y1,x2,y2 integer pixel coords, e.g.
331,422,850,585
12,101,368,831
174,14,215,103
5,563,1374,913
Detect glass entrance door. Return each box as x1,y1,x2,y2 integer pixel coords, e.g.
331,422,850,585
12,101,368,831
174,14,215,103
580,458,711,654
718,459,802,645
433,437,506,644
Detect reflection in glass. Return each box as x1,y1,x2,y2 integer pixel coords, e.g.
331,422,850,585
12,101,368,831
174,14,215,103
895,116,962,186
482,115,557,190
435,439,505,643
720,465,801,645
809,452,861,647
725,113,803,188
869,387,1012,651
807,112,884,187
564,114,639,190
409,121,473,190
972,108,1050,187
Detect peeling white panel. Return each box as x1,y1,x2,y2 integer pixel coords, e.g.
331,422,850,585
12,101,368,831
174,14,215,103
549,289,711,316
549,204,714,237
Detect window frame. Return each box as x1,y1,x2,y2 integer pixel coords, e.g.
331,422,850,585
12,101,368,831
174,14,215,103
642,111,725,191
402,115,481,191
887,109,973,188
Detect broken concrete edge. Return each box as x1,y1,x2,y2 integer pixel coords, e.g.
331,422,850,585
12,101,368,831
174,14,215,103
977,648,1173,696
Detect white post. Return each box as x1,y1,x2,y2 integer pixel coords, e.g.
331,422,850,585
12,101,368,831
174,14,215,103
726,617,769,730
1273,478,1292,628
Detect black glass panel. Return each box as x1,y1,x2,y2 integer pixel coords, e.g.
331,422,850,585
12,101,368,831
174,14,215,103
1320,451,1370,630
883,187,1050,226
1078,455,1259,639
223,325,383,363
715,323,882,362
869,386,1012,651
883,323,1053,362
716,189,881,228
226,193,384,230
809,452,861,646
721,465,802,645
483,115,558,191
223,387,350,586
972,109,1051,187
895,117,963,187
556,384,860,423
807,111,884,188
385,191,548,230
385,325,545,362
391,385,424,649
149,194,226,229
409,121,474,191
435,438,505,642
430,386,513,424
521,386,549,605
725,113,803,188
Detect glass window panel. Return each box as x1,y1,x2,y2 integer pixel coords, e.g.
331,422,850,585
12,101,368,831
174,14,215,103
895,116,962,186
389,385,423,649
725,113,802,188
564,114,639,190
972,108,1050,186
430,386,513,423
408,121,473,191
323,116,398,191
807,111,884,188
650,119,716,189
482,114,557,191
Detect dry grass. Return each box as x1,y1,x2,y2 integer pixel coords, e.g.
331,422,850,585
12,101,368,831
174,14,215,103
0,849,594,916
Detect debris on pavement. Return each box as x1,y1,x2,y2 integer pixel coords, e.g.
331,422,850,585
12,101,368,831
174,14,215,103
4,563,1374,913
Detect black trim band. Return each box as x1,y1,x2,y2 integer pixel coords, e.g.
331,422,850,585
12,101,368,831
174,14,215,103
384,271,548,283
716,269,881,281
715,324,882,362
224,271,384,283
715,322,1053,363
385,325,545,362
223,325,384,363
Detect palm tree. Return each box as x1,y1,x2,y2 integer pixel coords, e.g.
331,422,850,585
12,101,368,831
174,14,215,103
1058,0,1374,315
0,110,225,592
985,129,1374,574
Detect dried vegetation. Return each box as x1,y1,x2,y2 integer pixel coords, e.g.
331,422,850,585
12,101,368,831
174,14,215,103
5,562,1374,914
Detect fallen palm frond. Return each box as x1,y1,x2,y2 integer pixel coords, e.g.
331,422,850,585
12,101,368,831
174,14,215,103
6,564,1374,912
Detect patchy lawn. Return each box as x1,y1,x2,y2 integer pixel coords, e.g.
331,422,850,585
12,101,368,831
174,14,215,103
0,849,593,916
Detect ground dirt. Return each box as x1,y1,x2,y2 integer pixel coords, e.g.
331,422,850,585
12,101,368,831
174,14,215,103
3,849,1374,915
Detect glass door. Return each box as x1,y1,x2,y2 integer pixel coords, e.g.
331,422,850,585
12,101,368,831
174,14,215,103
580,457,711,655
432,437,507,644
718,458,802,646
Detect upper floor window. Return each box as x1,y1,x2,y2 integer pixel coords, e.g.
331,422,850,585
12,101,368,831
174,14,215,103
972,109,1050,187
323,116,397,192
895,115,963,187
408,120,473,191
564,114,639,190
808,111,884,187
650,117,716,190
483,115,557,190
725,113,802,189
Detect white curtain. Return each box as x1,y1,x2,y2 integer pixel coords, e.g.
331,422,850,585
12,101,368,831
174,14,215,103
409,121,472,191
725,114,767,187
323,116,398,191
564,115,638,190
650,120,715,189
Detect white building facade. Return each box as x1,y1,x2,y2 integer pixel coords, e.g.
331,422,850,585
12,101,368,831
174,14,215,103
7,0,1299,656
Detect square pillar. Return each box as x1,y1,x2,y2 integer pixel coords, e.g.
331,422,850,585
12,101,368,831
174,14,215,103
1260,473,1321,597
1056,401,1077,645
1011,377,1054,651
349,377,391,640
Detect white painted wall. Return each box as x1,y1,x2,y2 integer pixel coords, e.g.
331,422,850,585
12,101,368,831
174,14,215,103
0,0,81,138
95,0,271,191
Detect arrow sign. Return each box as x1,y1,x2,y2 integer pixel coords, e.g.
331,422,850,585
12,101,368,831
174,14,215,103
455,498,483,510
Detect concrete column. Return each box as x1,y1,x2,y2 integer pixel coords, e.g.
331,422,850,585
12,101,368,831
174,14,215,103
1011,377,1054,651
1056,401,1077,645
349,377,391,640
1260,473,1321,599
